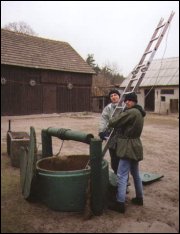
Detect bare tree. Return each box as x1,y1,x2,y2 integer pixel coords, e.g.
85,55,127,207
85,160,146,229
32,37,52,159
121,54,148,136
3,21,37,36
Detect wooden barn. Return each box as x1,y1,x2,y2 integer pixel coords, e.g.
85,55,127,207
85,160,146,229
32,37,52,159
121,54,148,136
120,57,179,114
1,29,95,116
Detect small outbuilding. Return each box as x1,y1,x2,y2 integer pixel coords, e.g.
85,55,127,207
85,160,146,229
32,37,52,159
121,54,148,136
120,57,179,114
1,29,95,116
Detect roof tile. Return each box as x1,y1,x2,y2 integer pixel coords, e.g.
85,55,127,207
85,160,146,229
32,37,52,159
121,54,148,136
1,29,95,74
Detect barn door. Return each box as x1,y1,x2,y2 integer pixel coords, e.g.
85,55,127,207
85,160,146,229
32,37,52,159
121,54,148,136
170,99,178,113
144,89,155,111
43,85,57,113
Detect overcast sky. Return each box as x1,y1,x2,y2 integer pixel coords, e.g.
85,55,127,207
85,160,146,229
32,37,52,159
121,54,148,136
1,1,179,76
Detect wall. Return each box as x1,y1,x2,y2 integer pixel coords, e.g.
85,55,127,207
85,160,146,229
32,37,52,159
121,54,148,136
1,65,92,116
154,87,179,114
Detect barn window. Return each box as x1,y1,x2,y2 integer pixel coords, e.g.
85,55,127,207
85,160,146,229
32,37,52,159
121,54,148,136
161,96,166,102
161,89,174,94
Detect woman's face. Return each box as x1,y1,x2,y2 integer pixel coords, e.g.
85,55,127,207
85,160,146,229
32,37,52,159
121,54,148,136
110,93,120,104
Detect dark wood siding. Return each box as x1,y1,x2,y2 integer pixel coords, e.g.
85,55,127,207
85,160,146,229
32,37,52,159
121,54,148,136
41,70,92,86
57,86,91,112
24,85,42,115
1,65,92,115
43,85,57,113
1,65,42,115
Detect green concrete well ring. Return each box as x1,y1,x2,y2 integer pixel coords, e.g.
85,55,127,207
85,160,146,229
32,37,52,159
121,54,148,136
36,155,109,212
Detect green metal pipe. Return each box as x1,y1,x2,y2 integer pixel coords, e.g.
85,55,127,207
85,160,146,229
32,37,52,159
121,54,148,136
46,128,94,144
90,138,103,215
41,128,94,158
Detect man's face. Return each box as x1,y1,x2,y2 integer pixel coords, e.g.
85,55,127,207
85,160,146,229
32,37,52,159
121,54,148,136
110,93,120,104
125,100,136,108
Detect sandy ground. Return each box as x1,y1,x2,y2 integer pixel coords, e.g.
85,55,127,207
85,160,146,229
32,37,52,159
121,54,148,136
1,112,179,233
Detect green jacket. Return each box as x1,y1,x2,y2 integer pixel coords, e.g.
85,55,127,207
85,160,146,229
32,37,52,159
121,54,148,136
108,105,146,161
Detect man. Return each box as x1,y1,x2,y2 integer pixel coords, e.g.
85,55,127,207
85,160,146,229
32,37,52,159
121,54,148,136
108,92,146,213
98,89,121,174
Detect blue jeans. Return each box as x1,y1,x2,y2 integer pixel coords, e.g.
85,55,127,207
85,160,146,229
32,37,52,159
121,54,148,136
117,159,143,203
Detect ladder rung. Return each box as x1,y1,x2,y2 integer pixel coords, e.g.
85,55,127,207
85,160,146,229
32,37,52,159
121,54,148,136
132,70,138,76
156,23,165,30
136,64,145,68
123,91,134,95
131,64,145,75
131,75,137,79
143,50,152,55
130,77,139,81
132,65,143,74
150,36,159,42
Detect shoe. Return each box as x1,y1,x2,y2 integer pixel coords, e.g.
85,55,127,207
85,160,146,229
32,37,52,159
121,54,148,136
131,197,143,206
108,201,125,213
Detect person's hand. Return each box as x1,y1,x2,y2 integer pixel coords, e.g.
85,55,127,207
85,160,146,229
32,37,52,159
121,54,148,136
99,132,107,141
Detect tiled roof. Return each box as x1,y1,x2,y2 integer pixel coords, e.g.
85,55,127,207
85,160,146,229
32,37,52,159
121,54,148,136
1,29,95,74
121,57,179,87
